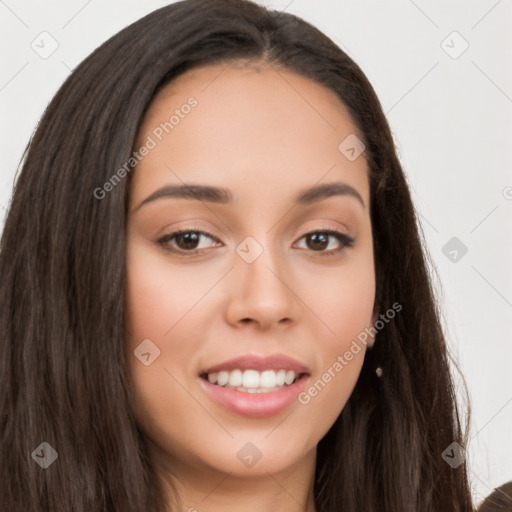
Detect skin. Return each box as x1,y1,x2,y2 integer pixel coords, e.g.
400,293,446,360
124,60,376,512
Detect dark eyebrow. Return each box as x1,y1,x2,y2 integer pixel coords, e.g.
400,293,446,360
295,182,365,208
133,184,232,212
133,181,365,212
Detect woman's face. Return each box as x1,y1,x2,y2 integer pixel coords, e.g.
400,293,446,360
125,61,376,481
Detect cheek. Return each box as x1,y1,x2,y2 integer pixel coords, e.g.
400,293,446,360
320,269,375,334
123,242,201,413
124,248,211,460
299,247,376,351
124,238,217,347
294,249,375,423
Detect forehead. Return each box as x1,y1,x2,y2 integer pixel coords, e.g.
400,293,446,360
130,61,369,208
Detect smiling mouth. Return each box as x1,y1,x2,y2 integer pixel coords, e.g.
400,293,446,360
199,369,308,393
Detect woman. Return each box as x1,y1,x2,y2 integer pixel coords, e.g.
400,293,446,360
0,0,475,510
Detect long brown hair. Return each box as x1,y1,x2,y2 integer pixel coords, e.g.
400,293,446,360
0,0,474,510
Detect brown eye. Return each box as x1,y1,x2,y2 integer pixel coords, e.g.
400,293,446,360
175,232,201,250
157,230,220,256
295,230,355,256
306,232,329,251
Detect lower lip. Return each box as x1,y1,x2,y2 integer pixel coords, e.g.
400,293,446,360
198,375,309,418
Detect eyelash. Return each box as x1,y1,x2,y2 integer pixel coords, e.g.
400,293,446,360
156,227,355,258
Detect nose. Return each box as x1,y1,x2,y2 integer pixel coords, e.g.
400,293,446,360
224,239,301,331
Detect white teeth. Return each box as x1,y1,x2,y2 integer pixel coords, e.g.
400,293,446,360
204,369,300,391
260,370,276,388
242,369,260,388
229,369,243,387
217,371,229,387
284,370,296,385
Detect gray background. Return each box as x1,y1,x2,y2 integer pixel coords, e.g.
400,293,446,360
1,0,510,505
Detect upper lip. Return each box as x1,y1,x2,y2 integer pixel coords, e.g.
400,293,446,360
200,353,310,375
